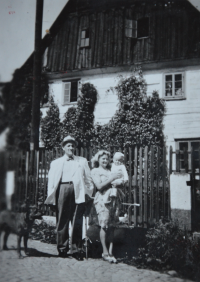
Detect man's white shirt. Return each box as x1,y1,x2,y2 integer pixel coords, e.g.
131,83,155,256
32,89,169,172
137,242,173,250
61,155,76,182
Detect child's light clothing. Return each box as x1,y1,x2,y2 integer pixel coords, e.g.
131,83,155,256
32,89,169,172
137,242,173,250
103,163,128,204
111,163,129,187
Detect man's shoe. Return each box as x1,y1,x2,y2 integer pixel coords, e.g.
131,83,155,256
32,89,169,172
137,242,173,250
72,252,84,261
67,244,78,255
58,249,68,257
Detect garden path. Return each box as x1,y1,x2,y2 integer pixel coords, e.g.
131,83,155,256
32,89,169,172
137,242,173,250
0,234,193,282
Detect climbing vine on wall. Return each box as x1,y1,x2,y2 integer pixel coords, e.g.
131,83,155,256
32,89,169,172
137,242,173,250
41,70,165,150
40,96,61,150
41,82,98,148
91,69,166,148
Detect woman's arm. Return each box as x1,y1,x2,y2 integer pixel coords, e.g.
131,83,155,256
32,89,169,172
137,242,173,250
92,170,122,193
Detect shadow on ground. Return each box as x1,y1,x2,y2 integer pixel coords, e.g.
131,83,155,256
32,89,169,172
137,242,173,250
26,247,58,258
87,226,147,259
1,247,58,258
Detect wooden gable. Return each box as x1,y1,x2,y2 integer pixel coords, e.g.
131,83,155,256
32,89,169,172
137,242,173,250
44,0,200,73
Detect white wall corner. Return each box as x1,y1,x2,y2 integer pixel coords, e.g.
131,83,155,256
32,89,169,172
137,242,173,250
170,172,191,210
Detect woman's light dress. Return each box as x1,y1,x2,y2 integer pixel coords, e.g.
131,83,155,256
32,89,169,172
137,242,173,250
91,167,121,229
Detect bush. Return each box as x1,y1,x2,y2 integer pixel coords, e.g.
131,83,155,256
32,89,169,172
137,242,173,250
29,220,56,244
41,82,98,149
40,96,62,149
132,219,200,280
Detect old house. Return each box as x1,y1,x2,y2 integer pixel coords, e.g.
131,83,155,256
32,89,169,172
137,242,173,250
39,0,200,229
41,0,200,169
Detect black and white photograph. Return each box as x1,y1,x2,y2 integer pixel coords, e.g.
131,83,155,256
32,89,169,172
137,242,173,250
0,0,200,281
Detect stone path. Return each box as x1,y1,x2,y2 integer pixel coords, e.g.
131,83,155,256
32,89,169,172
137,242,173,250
0,234,193,282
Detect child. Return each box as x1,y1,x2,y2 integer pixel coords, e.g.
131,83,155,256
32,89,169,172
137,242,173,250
110,152,128,197
104,152,128,204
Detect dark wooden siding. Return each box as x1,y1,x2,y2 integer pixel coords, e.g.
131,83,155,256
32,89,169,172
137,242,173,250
45,2,200,72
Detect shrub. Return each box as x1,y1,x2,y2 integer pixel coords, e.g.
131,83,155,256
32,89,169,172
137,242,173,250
29,220,56,244
132,219,200,280
40,96,62,149
61,82,98,147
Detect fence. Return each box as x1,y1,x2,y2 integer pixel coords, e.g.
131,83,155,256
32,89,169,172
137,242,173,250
4,145,170,228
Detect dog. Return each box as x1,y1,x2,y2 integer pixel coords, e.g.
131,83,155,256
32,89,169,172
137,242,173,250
0,205,42,258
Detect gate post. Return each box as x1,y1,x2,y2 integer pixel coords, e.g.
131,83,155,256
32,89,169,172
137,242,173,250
170,173,191,230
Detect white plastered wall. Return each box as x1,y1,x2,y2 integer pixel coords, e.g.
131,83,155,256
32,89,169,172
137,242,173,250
41,67,200,152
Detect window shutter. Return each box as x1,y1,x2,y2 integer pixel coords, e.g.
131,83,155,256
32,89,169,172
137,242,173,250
132,20,137,38
85,38,90,47
81,30,86,39
81,39,85,47
43,47,48,67
125,19,137,38
64,82,70,104
80,29,90,47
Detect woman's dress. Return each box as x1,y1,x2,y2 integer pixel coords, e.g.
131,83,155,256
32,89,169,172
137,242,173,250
91,167,121,229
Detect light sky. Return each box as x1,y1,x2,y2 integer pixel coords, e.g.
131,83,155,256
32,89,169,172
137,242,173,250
0,0,200,83
0,0,68,82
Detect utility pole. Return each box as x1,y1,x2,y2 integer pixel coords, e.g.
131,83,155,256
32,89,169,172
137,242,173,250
30,0,44,151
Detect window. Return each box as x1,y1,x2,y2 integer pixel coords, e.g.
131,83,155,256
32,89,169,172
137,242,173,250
80,29,90,48
125,17,149,39
137,17,149,38
63,80,79,104
176,140,200,172
164,73,185,99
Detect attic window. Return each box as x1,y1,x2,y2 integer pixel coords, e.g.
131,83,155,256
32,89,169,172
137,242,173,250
137,17,149,38
125,17,149,39
80,29,90,48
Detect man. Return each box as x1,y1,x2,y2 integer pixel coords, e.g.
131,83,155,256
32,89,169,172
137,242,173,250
45,136,94,257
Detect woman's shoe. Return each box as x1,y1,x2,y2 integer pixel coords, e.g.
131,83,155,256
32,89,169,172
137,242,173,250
102,253,113,263
109,255,117,263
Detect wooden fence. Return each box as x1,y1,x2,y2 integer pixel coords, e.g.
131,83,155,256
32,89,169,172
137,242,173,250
4,145,170,228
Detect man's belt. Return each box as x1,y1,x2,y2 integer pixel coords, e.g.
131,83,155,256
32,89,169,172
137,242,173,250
60,181,73,185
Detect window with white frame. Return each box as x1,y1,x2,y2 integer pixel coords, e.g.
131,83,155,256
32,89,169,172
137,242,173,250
176,140,200,171
80,29,90,48
125,17,149,39
63,80,79,104
164,73,185,99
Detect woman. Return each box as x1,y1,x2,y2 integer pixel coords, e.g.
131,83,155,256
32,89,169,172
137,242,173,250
91,150,123,263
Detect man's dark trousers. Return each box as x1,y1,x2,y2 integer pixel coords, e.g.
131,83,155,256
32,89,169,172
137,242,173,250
56,183,84,252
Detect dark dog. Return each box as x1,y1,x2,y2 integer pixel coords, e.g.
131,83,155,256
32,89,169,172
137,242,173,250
0,206,42,258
